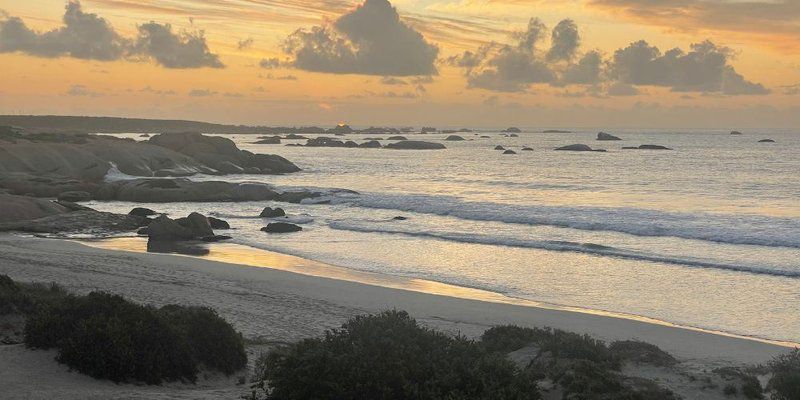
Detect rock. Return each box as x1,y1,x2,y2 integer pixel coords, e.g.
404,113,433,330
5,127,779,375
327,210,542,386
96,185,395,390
358,140,382,148
730,131,743,135
306,137,345,147
385,141,446,150
253,136,281,144
261,222,302,233
521,147,533,151
392,216,408,221
208,217,230,229
344,141,359,148
129,207,158,217
260,207,286,218
597,132,622,141
503,127,522,133
137,227,149,235
758,139,775,143
623,145,672,150
555,144,600,152
175,212,214,238
0,210,143,234
147,215,196,241
494,145,506,150
420,127,437,134
276,191,322,203
445,135,465,141
387,136,408,141
57,191,92,202
243,167,261,174
201,235,232,242
480,135,491,138
0,194,69,223
509,133,519,137
54,200,94,212
503,150,517,154
95,179,279,202
216,161,245,174
284,134,307,139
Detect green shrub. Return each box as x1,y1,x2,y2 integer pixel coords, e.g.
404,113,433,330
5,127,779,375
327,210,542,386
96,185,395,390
558,360,678,400
0,275,67,315
741,374,763,399
768,348,800,400
481,325,619,369
24,290,247,384
609,340,677,367
158,305,247,375
257,310,540,400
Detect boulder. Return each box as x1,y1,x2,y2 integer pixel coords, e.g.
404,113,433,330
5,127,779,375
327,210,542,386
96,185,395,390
597,132,622,141
175,212,214,238
445,135,465,141
208,217,230,229
129,207,158,217
521,147,533,151
758,139,775,143
494,145,505,150
385,141,446,150
260,207,286,218
503,150,517,154
730,131,743,135
261,222,302,233
387,136,408,141
358,140,382,148
147,215,195,241
57,191,92,202
555,144,601,152
344,141,359,148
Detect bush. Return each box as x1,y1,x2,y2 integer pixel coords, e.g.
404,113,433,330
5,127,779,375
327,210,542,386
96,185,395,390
24,290,246,384
609,340,677,367
724,383,738,396
0,274,67,315
256,310,540,400
768,348,800,400
158,305,247,375
558,360,679,400
481,325,619,369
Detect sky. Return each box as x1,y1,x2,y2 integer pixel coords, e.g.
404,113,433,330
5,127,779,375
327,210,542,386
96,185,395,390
0,0,799,128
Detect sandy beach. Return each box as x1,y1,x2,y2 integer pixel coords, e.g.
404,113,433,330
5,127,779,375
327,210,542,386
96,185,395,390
0,234,791,399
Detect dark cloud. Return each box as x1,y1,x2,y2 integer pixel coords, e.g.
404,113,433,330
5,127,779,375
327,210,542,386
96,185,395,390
450,17,767,96
284,0,438,76
0,1,128,60
610,40,768,95
547,19,579,62
133,22,223,68
0,1,222,68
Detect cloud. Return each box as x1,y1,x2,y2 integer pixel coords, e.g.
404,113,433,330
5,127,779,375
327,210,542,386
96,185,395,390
284,0,438,76
610,40,768,95
133,22,223,68
547,19,579,62
237,38,254,50
65,84,103,97
188,89,217,97
259,57,281,69
450,17,767,96
0,1,223,68
781,84,800,95
0,1,128,60
448,18,557,92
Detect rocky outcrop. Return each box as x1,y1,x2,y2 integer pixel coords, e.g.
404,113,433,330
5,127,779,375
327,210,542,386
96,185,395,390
445,135,465,141
0,194,70,223
95,179,279,202
597,132,622,141
261,222,302,233
57,191,92,202
622,145,672,150
260,207,286,218
148,132,299,174
0,199,143,234
555,144,606,152
385,141,446,150
147,213,226,241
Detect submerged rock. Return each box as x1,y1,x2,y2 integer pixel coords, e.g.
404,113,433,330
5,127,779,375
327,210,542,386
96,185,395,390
503,150,517,155
555,144,605,152
129,207,158,218
385,141,446,150
758,139,775,143
597,132,622,141
260,207,286,218
261,222,302,233
95,179,280,203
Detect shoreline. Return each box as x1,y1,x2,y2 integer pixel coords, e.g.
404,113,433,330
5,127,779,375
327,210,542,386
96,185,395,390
81,236,799,350
0,233,791,366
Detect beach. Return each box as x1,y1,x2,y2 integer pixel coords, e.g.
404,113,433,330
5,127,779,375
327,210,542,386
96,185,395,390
0,234,790,399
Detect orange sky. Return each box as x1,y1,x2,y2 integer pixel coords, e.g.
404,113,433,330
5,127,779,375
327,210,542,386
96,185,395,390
0,0,798,128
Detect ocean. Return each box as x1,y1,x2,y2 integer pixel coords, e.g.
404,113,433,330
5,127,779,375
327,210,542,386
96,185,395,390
87,129,800,344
